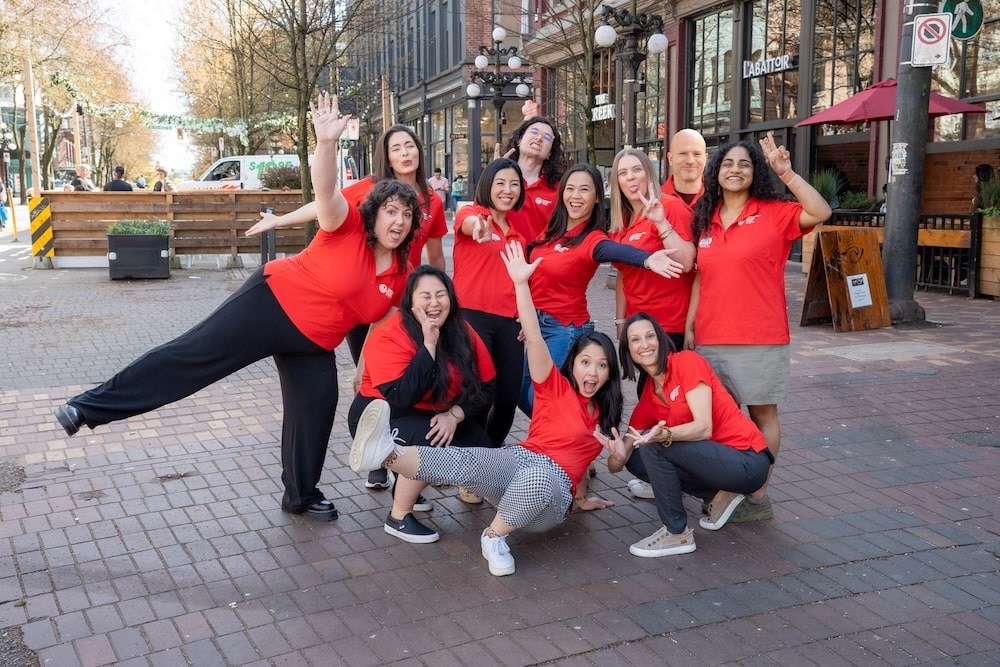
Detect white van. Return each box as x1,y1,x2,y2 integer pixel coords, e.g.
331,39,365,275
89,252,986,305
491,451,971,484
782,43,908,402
175,152,359,191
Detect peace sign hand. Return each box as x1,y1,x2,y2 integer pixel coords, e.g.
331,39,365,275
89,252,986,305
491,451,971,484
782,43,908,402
472,214,494,243
310,92,352,144
759,130,791,175
636,188,665,225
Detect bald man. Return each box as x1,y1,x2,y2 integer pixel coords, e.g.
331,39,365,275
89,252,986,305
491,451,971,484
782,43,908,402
660,129,707,209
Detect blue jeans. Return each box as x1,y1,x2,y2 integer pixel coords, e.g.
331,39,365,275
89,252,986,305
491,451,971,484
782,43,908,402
518,310,594,416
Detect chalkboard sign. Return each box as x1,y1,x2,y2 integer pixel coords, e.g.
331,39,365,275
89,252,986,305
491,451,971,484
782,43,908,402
800,229,892,332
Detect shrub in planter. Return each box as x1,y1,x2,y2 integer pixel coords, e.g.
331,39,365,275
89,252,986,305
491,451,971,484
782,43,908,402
838,191,877,211
107,218,171,280
260,164,302,190
809,169,841,208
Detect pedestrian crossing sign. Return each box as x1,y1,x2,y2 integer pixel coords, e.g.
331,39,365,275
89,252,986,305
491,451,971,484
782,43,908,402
943,0,984,41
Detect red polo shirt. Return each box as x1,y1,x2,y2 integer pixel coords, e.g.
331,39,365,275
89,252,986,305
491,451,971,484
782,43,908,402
523,363,603,489
629,351,767,452
528,225,606,326
612,197,695,333
660,175,705,210
343,176,447,266
507,177,557,241
264,205,407,350
693,197,806,345
360,313,496,411
452,204,526,318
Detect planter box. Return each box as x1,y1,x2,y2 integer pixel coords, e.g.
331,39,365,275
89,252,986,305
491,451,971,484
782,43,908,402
980,217,1000,297
108,234,170,280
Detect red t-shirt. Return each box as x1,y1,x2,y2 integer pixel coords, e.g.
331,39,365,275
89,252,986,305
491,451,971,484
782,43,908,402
507,177,557,241
264,205,407,350
612,197,695,333
452,204,526,318
660,175,705,209
694,197,806,345
343,176,447,266
522,364,603,490
527,226,606,326
629,351,767,452
360,313,496,411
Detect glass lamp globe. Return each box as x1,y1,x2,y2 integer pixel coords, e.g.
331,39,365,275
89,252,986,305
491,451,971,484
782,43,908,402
492,27,507,43
475,54,489,70
647,32,669,54
466,83,482,98
595,24,618,48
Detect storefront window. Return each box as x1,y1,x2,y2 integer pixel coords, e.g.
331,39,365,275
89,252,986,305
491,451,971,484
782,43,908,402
549,61,594,164
810,0,877,134
746,0,801,124
934,1,1000,140
689,7,734,142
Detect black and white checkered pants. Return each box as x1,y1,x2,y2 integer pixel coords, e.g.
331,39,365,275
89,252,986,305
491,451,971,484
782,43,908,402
414,445,573,532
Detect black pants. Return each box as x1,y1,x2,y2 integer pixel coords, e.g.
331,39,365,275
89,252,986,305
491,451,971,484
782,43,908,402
69,267,338,512
462,308,524,446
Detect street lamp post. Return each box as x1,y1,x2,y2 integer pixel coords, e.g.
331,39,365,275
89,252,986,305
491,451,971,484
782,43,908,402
594,2,669,150
467,27,533,148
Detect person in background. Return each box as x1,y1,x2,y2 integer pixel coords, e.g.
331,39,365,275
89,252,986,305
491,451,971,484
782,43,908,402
347,266,496,542
428,167,450,209
452,158,527,449
103,165,134,192
972,163,994,211
686,131,831,524
54,93,418,523
660,129,708,210
451,175,465,211
600,313,772,557
135,174,147,189
152,167,174,192
73,164,96,191
496,117,567,241
348,240,623,577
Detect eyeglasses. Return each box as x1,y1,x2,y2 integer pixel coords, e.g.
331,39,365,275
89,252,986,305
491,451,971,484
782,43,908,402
527,128,554,142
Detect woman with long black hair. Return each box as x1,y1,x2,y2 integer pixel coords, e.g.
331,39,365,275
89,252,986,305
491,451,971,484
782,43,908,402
347,266,495,543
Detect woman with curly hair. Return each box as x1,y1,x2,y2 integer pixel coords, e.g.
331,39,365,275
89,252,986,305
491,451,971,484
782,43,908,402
685,131,831,523
54,94,420,523
497,116,567,241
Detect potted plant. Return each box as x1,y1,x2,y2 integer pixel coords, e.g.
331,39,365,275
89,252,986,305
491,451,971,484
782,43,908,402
809,168,842,209
975,178,1000,296
107,218,171,280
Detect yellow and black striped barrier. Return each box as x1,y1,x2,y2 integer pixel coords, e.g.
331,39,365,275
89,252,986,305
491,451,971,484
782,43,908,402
29,196,54,267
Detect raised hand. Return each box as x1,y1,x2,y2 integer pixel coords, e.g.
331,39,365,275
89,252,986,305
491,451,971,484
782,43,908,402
759,130,791,175
310,92,352,144
593,427,629,462
472,213,494,243
636,188,666,225
500,240,542,285
411,303,442,348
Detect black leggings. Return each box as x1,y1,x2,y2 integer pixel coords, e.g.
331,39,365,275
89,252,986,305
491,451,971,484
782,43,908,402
462,308,524,446
69,267,338,512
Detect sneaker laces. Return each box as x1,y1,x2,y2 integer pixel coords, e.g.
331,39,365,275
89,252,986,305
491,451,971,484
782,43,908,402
389,427,404,446
488,534,510,555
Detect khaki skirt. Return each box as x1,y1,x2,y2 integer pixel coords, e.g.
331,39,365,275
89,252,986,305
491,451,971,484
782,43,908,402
696,344,790,405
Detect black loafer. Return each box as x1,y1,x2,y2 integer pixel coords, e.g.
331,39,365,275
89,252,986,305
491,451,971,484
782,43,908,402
55,405,85,436
301,499,338,522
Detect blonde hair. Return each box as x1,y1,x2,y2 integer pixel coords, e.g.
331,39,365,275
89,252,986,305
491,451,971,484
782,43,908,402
608,149,660,234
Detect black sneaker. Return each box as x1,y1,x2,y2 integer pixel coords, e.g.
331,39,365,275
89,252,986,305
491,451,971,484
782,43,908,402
412,494,432,512
281,498,338,522
384,512,439,543
365,468,391,489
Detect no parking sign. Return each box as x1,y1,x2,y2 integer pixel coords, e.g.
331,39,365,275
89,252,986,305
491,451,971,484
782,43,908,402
912,13,952,67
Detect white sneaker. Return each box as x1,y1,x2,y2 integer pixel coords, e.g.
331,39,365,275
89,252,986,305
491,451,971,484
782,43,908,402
480,528,515,576
627,478,655,499
629,526,697,557
350,400,397,473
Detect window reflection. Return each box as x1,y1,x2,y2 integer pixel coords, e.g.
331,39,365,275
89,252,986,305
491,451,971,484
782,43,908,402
747,0,801,123
689,8,734,141
811,0,877,135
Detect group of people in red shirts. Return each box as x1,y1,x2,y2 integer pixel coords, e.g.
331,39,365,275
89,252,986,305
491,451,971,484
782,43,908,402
53,93,832,578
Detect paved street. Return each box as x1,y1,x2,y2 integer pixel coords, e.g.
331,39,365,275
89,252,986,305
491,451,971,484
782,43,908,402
1,222,999,666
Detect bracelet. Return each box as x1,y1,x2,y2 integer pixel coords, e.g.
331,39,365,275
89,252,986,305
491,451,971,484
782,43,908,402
662,427,673,447
779,170,797,185
613,318,626,325
658,226,674,240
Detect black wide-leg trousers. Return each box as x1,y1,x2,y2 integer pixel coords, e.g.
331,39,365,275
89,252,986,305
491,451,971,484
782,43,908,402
70,267,338,511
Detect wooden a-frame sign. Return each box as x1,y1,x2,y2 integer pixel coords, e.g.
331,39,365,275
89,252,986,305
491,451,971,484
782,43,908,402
800,228,892,332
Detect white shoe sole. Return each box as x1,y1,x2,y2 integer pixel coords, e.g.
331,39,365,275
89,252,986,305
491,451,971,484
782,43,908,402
384,523,440,544
627,479,655,499
629,541,697,557
350,400,392,473
699,494,746,531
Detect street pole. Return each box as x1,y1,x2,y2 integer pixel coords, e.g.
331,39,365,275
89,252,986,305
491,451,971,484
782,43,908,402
23,56,42,199
883,0,935,323
468,98,482,194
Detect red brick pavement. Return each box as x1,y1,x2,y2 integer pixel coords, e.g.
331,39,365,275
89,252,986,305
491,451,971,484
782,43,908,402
0,246,998,665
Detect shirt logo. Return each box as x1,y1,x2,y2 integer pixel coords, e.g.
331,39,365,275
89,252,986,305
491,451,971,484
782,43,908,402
699,236,713,248
553,244,569,253
737,214,760,226
534,197,552,207
378,283,394,299
491,233,501,242
628,231,647,242
669,385,680,401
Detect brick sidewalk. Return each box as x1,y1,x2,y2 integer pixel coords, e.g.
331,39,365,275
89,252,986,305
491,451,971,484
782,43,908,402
1,248,998,666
